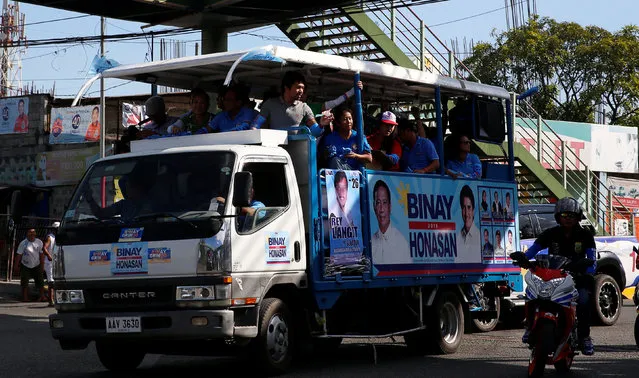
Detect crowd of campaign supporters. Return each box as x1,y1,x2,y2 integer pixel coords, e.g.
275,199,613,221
118,71,482,179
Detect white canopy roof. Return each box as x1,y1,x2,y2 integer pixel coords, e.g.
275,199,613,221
74,45,510,105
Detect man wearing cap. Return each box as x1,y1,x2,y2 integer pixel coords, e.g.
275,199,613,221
140,96,179,137
366,111,402,171
43,222,60,307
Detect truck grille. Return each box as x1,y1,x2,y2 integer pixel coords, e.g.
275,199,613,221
84,286,174,310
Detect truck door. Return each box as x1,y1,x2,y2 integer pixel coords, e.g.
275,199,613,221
230,159,305,273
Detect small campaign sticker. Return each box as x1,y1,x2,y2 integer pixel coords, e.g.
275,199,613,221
119,228,144,242
265,231,290,264
89,250,111,265
110,242,149,275
148,247,171,263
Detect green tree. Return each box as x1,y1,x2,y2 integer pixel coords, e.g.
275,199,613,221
462,17,639,126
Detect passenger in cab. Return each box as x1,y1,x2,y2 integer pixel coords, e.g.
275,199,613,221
319,106,372,170
207,84,258,133
397,118,439,173
250,71,329,134
168,88,213,134
139,96,179,138
366,111,402,171
444,134,482,179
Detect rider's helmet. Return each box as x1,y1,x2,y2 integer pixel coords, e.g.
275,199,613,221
554,197,583,223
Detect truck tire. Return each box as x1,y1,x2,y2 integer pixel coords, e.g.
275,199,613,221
472,295,501,333
593,274,621,326
428,291,464,354
254,297,293,375
95,340,145,372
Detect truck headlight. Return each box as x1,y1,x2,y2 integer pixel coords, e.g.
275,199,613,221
56,290,85,304
176,286,216,301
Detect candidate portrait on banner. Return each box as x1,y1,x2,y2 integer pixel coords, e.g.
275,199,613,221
371,179,409,265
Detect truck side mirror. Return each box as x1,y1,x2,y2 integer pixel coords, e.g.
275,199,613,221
232,172,253,208
10,190,22,225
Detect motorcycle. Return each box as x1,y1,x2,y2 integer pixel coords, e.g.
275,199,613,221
510,251,594,378
634,247,639,349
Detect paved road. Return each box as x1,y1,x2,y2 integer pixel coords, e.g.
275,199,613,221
1,284,637,377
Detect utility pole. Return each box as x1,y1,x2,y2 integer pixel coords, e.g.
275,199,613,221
100,16,106,158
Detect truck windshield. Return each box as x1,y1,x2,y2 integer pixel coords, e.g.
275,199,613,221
64,151,235,227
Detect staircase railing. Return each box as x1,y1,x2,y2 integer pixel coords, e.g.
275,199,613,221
514,100,633,235
362,0,478,79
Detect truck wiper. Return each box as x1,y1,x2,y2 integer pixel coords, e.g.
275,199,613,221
65,216,124,225
132,212,198,229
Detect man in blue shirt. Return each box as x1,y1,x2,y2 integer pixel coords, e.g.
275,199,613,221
397,118,439,173
208,85,258,133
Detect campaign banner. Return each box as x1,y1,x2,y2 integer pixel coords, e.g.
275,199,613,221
122,102,146,128
49,105,101,144
608,176,639,209
367,173,518,275
0,97,29,134
325,169,364,265
34,146,100,187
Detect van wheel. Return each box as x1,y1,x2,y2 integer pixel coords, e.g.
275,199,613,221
95,341,145,372
428,291,464,354
593,274,621,326
254,298,293,375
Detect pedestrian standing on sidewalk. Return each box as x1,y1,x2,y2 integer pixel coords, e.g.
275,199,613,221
43,222,60,307
14,229,46,302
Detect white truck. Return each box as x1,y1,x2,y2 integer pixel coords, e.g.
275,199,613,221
48,46,522,374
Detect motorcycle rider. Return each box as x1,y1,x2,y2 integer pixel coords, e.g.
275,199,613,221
521,197,596,356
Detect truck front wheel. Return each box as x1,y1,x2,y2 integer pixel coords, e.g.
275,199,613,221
95,340,145,372
254,297,294,374
428,291,464,354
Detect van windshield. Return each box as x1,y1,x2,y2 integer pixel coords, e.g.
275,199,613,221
63,151,235,227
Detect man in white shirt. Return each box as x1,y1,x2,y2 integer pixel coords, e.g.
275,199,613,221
371,180,409,265
457,185,480,261
505,229,515,253
14,228,45,302
43,222,60,306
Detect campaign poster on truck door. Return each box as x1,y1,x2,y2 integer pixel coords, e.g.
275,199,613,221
367,173,518,277
325,169,364,266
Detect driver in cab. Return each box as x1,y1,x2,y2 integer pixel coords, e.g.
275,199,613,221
521,197,596,356
85,170,154,222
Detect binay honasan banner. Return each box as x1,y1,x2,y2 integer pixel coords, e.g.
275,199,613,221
367,173,518,277
0,97,29,134
49,105,101,144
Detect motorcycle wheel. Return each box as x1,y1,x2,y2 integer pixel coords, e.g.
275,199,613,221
528,320,555,378
634,314,639,349
553,355,573,374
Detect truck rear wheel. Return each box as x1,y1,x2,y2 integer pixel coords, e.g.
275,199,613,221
95,340,145,372
593,274,621,326
472,294,501,332
254,297,293,374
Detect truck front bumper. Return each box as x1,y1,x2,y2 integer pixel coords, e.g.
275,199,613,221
49,309,238,342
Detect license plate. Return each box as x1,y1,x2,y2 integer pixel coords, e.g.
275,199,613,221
106,316,141,333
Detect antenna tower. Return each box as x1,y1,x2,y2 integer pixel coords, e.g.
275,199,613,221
0,0,26,97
